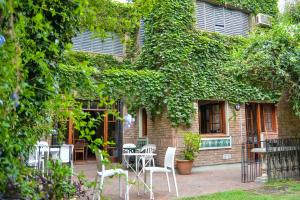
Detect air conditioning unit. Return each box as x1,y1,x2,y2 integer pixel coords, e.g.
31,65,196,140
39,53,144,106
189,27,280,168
256,13,272,27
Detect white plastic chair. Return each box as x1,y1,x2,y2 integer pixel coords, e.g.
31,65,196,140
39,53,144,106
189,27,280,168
37,141,49,159
36,141,49,172
59,144,74,174
138,144,156,172
93,150,129,200
28,145,40,170
123,143,136,168
144,147,178,199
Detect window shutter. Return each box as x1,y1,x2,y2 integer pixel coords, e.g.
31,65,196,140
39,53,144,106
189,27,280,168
139,20,145,46
205,3,215,32
240,12,250,36
214,6,225,34
195,0,250,37
113,36,124,56
72,31,124,56
195,1,205,29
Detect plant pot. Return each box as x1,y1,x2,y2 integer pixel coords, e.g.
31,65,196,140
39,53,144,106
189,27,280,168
176,159,193,175
109,156,118,163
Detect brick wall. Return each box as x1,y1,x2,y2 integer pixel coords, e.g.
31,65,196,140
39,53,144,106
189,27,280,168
277,93,300,138
123,106,139,144
124,97,300,167
127,102,248,166
174,102,246,166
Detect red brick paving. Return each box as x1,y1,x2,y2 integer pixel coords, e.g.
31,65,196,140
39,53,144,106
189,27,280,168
74,162,260,200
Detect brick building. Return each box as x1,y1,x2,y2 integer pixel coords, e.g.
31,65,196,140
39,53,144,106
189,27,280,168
70,0,300,166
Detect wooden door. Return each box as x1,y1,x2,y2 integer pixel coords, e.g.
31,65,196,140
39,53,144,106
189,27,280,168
245,103,261,160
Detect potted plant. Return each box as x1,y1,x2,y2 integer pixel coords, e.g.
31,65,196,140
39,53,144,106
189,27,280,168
177,132,201,175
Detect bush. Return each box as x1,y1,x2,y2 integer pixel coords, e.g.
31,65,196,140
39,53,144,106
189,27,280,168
182,132,201,161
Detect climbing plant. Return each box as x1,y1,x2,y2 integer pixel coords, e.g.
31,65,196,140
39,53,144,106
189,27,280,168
99,0,279,126
0,0,143,198
235,3,300,117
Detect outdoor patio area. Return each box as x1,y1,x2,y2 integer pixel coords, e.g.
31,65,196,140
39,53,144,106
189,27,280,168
74,162,260,199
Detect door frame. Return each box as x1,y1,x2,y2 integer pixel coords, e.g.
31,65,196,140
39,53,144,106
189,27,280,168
245,103,262,146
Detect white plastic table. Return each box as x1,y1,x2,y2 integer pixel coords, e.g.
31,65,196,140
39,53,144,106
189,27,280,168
123,152,156,195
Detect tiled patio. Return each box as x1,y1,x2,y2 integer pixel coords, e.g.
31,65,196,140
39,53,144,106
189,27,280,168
74,162,260,200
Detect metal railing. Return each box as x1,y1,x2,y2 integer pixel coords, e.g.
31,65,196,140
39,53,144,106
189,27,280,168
242,138,300,183
241,141,263,183
266,138,300,180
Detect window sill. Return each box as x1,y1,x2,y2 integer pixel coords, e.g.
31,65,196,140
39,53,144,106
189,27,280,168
200,136,232,150
261,131,277,135
200,133,227,138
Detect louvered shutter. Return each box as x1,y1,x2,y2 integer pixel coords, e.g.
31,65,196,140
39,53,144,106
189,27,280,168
195,1,250,37
113,36,124,56
139,20,145,46
72,31,124,56
205,3,215,32
195,1,205,29
240,12,250,36
214,6,225,34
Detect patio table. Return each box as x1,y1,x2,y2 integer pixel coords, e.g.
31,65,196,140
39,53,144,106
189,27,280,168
123,152,156,195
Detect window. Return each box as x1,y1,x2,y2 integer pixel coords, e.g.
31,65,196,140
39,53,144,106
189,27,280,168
195,1,250,36
72,32,124,56
199,101,225,134
138,20,145,47
142,108,147,137
260,104,276,132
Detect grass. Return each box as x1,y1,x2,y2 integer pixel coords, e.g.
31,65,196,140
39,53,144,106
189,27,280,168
181,180,300,200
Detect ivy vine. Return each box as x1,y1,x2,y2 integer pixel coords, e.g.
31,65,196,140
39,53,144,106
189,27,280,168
97,0,280,126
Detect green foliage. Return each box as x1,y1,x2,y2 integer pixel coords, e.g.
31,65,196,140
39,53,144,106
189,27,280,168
101,0,280,126
0,0,123,198
215,0,278,16
235,3,300,117
102,69,165,116
43,161,75,199
182,132,201,161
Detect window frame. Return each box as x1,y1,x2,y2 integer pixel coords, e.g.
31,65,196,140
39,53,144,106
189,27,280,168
195,0,250,36
199,101,226,136
260,103,276,133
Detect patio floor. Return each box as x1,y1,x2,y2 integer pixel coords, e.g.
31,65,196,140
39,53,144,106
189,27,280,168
74,162,260,200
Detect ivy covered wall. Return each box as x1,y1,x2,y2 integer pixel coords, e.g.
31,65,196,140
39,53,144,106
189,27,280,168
70,0,280,126
214,0,278,15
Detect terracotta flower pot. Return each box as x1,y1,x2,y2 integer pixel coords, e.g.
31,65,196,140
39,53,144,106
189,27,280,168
109,156,118,163
176,159,194,175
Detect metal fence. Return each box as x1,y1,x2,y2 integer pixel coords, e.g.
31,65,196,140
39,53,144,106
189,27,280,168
241,142,262,183
242,138,300,183
266,138,300,180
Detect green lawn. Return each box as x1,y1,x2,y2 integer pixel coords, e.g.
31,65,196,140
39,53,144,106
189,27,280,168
182,180,300,200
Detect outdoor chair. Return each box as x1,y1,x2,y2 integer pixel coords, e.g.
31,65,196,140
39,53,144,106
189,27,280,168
144,147,178,199
36,141,50,172
37,141,50,159
123,143,136,168
138,144,156,172
59,144,74,175
93,150,129,200
74,139,86,161
28,145,41,171
136,138,148,150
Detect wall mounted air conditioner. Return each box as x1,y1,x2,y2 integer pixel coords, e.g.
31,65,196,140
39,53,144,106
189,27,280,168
255,13,272,27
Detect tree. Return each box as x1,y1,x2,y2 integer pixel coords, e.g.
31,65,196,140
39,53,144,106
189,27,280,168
236,3,300,117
